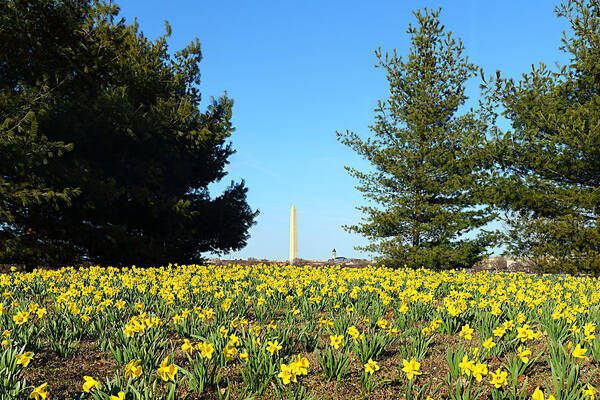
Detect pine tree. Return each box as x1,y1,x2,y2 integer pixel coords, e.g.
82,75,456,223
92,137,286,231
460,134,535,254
0,0,258,267
0,0,85,267
483,0,600,274
337,8,495,269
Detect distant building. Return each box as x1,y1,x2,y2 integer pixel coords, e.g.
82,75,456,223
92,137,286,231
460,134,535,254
328,249,349,263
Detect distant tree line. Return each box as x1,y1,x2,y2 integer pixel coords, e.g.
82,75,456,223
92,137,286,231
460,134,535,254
0,0,258,269
338,0,600,274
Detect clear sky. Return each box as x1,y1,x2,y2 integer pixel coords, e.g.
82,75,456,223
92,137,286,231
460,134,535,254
117,0,570,261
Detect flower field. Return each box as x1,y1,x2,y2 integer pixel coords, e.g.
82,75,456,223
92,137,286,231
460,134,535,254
1,264,599,400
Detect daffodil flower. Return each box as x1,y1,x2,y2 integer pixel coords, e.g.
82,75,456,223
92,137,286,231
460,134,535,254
29,382,49,400
16,351,34,367
82,376,99,393
401,358,422,380
489,368,507,388
267,340,282,355
364,358,380,374
109,391,125,400
573,343,587,359
329,334,343,349
156,357,178,381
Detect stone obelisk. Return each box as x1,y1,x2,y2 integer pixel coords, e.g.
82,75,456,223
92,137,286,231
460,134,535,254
289,205,298,264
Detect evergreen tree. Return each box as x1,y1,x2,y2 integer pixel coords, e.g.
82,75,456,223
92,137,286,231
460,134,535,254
337,8,495,269
0,0,258,268
483,0,600,274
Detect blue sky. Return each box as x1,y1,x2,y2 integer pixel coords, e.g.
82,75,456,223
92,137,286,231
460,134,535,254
117,0,570,261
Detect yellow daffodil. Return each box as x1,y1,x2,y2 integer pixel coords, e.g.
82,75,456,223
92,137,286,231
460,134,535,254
532,387,545,400
458,356,474,376
364,358,380,374
219,326,229,338
156,357,177,381
196,342,215,359
123,325,134,337
291,354,309,375
518,345,531,363
12,311,29,325
517,324,535,342
572,343,587,359
228,333,240,347
278,363,296,384
224,345,238,360
532,386,556,400
583,383,598,400
482,337,496,350
347,325,362,341
110,391,125,400
472,362,488,382
16,351,33,367
459,324,474,340
489,368,507,388
82,376,99,393
329,334,344,349
124,359,142,379
29,382,49,400
493,326,506,338
401,358,422,380
181,338,194,353
267,340,282,355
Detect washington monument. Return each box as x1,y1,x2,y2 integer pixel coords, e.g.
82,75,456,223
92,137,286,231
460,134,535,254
289,205,297,264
